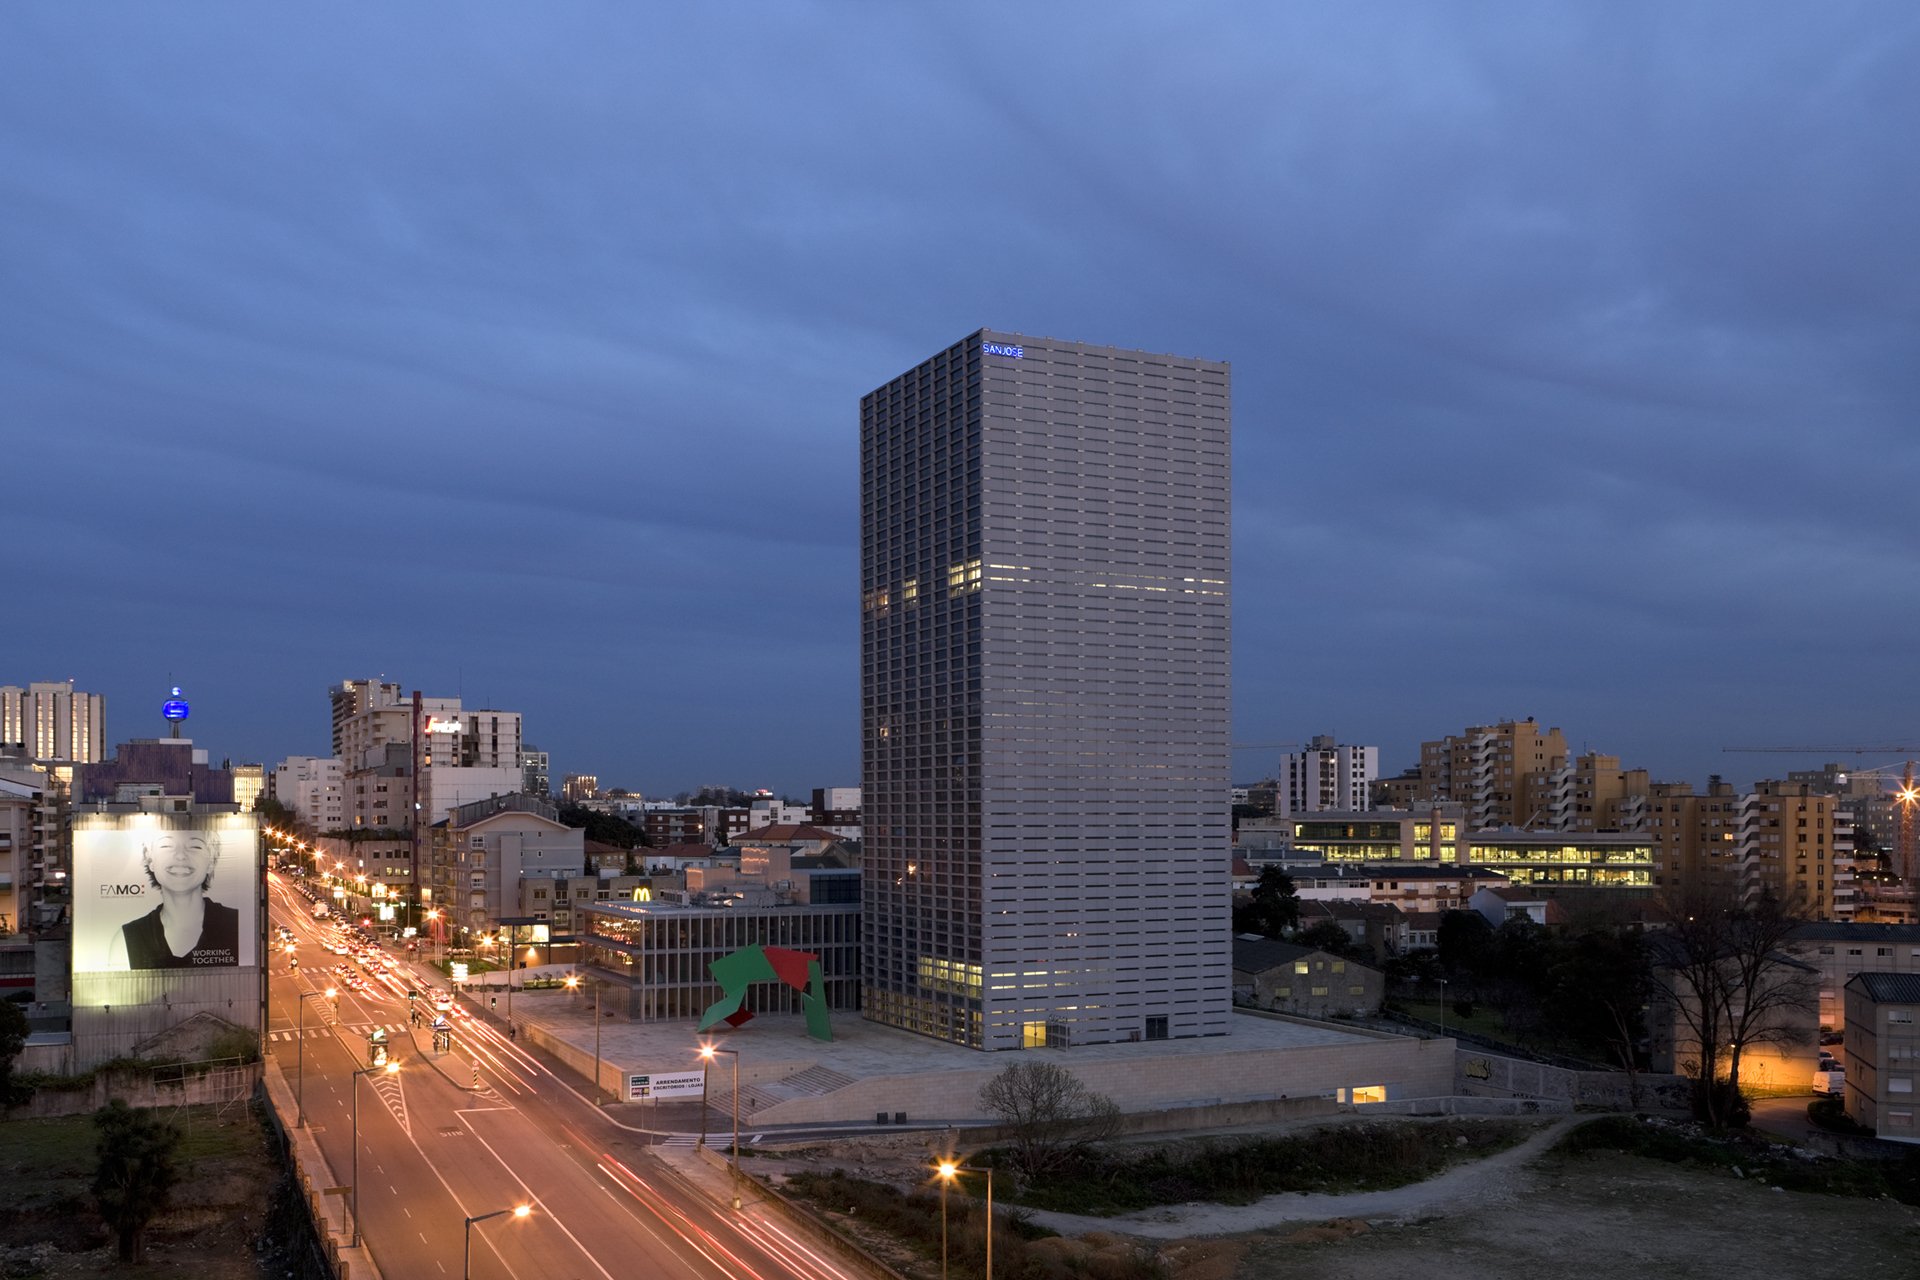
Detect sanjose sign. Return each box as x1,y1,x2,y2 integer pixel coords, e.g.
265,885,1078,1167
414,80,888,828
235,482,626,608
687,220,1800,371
982,342,1024,358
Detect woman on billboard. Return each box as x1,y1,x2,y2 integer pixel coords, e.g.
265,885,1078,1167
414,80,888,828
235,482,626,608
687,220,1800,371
105,828,241,969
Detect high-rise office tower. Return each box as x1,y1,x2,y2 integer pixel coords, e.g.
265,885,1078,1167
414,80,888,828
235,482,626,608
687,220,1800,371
860,329,1232,1051
1,680,105,763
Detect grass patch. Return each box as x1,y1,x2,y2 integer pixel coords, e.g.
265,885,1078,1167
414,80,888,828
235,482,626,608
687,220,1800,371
786,1172,1163,1280
993,1119,1533,1217
1555,1114,1920,1205
3,1105,263,1188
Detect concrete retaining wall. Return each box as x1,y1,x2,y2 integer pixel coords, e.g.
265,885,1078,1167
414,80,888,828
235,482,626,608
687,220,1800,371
1454,1049,1690,1112
748,1032,1456,1126
1359,1094,1573,1117
7,1063,260,1120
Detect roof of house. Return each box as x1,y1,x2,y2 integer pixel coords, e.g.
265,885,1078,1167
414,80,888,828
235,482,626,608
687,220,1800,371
648,842,716,860
1796,922,1920,944
1363,864,1509,881
1300,898,1406,923
1231,935,1380,976
1230,937,1315,973
736,823,843,843
1845,972,1920,1004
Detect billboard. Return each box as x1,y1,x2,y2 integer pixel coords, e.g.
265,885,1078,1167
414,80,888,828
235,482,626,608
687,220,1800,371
627,1071,705,1101
73,811,259,972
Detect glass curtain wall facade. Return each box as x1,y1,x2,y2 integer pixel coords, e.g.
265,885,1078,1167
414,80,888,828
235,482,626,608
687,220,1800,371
861,329,1233,1050
578,901,860,1021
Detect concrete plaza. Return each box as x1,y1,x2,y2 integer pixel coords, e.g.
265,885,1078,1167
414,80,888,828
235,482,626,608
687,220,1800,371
486,972,1453,1131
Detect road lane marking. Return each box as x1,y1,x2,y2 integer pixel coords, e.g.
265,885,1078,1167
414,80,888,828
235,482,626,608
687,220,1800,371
462,1123,618,1280
595,1157,765,1280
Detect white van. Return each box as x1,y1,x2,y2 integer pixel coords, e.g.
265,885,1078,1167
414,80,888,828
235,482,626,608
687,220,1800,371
1813,1067,1846,1096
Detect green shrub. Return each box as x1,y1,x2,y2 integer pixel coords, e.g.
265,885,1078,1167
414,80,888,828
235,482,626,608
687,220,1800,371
784,1171,1162,1280
1807,1097,1871,1136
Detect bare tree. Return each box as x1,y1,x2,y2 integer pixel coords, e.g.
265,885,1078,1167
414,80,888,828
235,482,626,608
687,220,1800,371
1720,892,1817,1097
977,1061,1120,1177
1652,886,1814,1127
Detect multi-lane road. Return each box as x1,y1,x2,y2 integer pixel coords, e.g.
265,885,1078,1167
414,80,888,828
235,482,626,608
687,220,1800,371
265,871,856,1280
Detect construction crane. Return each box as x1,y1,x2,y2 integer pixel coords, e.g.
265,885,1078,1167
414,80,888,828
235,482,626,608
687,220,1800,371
1724,746,1920,885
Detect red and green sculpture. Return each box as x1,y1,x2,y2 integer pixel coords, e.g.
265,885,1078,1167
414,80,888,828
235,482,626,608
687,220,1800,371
699,944,833,1041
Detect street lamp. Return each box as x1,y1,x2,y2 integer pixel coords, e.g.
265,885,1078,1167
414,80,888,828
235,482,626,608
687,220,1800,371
936,1159,998,1280
698,1042,740,1170
463,1204,530,1280
295,990,330,1127
1438,976,1450,1036
350,1060,400,1246
566,974,605,1103
934,1160,992,1280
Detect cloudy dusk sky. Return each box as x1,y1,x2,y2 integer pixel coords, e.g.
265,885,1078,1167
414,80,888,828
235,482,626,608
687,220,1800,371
5,4,1917,795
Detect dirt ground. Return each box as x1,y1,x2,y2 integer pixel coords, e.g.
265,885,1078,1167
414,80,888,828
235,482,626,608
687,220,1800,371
766,1120,1920,1280
1212,1150,1920,1280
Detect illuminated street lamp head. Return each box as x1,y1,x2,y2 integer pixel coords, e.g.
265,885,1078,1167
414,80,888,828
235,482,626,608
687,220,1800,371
936,1160,959,1180
565,974,580,990
325,987,338,998
512,1205,531,1219
698,1043,715,1060
384,1060,400,1075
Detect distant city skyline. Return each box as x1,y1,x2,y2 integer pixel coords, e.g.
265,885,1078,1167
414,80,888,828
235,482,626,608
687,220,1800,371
5,8,1915,795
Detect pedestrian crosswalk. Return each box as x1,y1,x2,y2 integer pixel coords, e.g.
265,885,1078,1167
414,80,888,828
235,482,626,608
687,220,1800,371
269,1021,409,1042
647,1132,762,1148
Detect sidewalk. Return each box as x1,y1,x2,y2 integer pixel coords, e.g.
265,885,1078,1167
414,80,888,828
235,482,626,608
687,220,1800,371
260,1055,384,1280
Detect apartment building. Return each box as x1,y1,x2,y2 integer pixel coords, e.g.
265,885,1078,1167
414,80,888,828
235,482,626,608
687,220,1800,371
1412,718,1568,829
1843,972,1920,1143
810,786,861,839
1737,781,1853,918
1280,736,1379,817
1794,923,1920,1030
271,755,347,832
522,747,551,799
1527,752,1650,832
1,681,105,764
427,793,584,943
